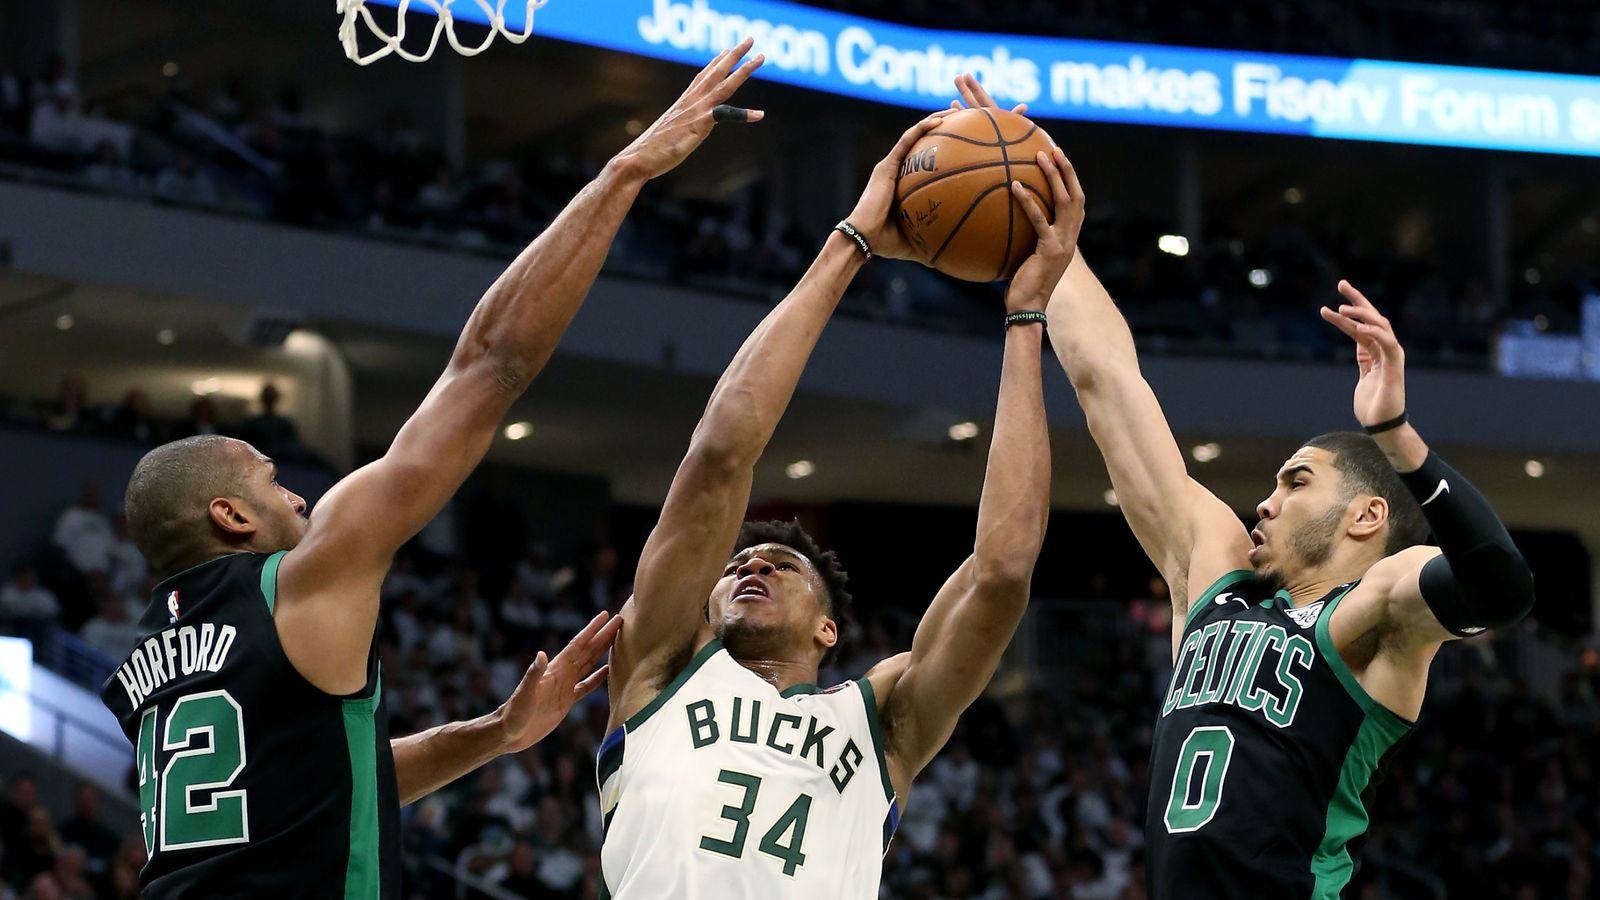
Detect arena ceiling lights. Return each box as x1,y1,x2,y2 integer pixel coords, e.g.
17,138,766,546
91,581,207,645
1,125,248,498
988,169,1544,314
369,0,1600,157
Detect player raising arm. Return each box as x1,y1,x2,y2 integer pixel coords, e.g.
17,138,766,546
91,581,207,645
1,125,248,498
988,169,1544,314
99,42,764,900
956,70,1535,899
595,111,1084,898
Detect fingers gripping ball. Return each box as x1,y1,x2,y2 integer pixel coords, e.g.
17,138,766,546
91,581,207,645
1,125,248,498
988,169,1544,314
895,108,1056,282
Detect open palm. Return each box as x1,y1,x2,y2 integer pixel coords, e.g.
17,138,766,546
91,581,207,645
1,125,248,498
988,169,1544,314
1320,280,1407,427
496,611,623,753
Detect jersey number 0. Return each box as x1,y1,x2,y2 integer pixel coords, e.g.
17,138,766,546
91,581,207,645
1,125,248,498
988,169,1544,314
136,690,250,854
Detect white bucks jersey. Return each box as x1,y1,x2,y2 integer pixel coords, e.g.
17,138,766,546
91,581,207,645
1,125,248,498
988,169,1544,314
597,639,900,898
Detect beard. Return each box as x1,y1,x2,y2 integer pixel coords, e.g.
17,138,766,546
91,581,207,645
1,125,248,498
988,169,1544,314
717,615,796,662
1291,501,1346,569
1252,501,1346,593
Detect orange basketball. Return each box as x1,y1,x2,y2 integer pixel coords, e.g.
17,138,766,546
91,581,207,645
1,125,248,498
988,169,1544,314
895,108,1056,282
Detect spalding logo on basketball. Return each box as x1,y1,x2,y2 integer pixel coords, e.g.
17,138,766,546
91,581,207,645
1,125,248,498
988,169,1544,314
895,108,1057,283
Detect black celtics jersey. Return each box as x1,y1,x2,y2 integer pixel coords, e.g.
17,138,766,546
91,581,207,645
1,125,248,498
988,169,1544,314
1146,570,1412,900
99,551,400,899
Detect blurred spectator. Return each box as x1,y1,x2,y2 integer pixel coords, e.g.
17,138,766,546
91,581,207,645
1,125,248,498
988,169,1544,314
0,777,53,888
28,86,82,155
171,397,221,439
0,55,26,135
54,787,116,880
51,482,113,577
0,564,61,626
571,542,621,612
30,54,76,108
99,389,160,445
46,848,90,900
153,152,218,207
237,383,304,460
83,142,142,196
41,377,89,434
0,775,38,872
105,517,147,601
496,841,544,897
416,164,461,215
512,541,560,605
500,580,545,637
78,575,141,661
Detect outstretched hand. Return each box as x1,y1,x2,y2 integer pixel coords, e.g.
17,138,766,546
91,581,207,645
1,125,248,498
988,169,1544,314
494,611,623,754
1006,146,1086,312
1320,281,1407,428
951,72,1030,116
614,38,765,181
845,111,951,261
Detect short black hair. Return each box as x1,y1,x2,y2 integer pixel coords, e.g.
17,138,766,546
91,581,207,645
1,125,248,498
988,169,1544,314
126,436,247,576
732,519,853,664
1304,432,1429,555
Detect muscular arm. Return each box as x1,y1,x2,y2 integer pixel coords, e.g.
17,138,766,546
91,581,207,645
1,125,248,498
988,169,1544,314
878,322,1050,785
608,113,947,718
391,717,508,807
876,148,1081,787
275,46,763,694
1045,256,1251,623
1322,285,1534,717
610,233,864,699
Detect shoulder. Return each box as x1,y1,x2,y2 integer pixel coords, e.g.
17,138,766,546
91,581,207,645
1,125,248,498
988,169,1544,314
861,652,911,712
1327,546,1446,649
606,626,720,731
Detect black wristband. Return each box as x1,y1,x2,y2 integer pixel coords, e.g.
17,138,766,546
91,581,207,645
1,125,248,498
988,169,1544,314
834,221,872,261
1005,311,1048,329
1363,411,1409,435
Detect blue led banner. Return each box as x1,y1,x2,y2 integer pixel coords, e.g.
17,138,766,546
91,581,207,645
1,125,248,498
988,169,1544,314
379,0,1600,156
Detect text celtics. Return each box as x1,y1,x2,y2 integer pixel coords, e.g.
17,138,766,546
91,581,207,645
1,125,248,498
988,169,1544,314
1162,621,1314,728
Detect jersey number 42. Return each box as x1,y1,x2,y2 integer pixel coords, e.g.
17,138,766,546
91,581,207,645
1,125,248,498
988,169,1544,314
136,689,250,854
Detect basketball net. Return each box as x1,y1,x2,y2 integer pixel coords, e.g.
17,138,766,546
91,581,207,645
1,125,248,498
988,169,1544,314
336,0,549,65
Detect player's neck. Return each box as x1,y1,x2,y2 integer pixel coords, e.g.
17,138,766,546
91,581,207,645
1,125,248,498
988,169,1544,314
733,656,821,693
1281,575,1347,607
1283,555,1375,606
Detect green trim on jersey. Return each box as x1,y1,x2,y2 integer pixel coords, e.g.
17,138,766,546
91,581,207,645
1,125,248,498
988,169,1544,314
780,683,821,697
1312,585,1412,727
625,639,723,732
1309,708,1410,896
1261,587,1293,610
855,677,897,813
597,744,624,792
1308,581,1413,897
1182,569,1255,632
342,681,382,900
260,551,286,614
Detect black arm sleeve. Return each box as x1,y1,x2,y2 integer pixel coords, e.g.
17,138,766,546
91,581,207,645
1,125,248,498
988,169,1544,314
1399,451,1535,636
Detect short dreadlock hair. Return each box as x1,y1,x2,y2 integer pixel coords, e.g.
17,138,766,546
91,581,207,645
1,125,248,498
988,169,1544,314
732,519,853,665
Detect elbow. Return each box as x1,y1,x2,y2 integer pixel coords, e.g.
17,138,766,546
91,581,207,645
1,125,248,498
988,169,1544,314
1422,546,1535,634
451,346,532,397
1480,548,1536,625
973,555,1037,601
1058,351,1124,396
683,419,760,478
687,390,766,470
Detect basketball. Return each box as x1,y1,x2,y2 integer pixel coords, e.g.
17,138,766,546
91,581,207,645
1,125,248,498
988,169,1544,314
895,108,1057,282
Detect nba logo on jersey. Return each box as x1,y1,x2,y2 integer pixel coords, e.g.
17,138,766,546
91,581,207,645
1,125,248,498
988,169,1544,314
1287,600,1324,629
166,591,181,623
